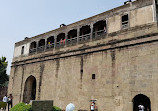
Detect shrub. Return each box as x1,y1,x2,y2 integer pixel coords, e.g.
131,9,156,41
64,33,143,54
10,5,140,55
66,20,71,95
52,106,61,111
0,102,7,109
10,102,31,111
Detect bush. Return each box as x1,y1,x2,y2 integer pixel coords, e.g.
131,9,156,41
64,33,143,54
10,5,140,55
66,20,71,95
10,102,31,111
52,106,61,111
0,102,7,109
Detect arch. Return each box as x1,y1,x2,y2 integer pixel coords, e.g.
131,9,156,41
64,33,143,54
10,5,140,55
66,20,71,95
133,94,151,111
29,41,37,53
68,29,77,39
67,29,77,44
38,39,45,51
23,75,36,103
38,39,45,47
93,20,106,32
30,41,37,49
93,20,107,38
57,33,65,42
46,36,55,49
79,25,91,42
79,25,91,36
47,36,54,44
56,33,65,47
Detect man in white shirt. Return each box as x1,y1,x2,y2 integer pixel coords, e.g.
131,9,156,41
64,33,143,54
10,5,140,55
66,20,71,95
2,95,8,110
3,95,8,102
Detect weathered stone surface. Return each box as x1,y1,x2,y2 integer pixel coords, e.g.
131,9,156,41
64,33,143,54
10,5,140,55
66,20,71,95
7,0,158,110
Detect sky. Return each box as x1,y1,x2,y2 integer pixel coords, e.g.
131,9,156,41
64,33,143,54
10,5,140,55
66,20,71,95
0,0,129,74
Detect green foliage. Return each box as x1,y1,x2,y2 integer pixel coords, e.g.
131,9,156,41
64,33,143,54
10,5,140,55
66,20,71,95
0,56,9,86
10,102,32,111
0,101,7,108
52,106,61,111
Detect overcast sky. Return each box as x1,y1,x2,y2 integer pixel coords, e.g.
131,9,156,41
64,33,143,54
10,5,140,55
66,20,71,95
0,0,129,74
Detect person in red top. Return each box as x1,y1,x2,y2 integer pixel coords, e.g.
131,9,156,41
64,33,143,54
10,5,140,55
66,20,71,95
60,38,65,45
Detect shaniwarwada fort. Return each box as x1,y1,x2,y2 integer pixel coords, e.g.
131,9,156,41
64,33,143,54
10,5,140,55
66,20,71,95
8,0,158,110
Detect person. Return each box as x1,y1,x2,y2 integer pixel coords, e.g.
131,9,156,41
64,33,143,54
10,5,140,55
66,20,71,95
8,94,13,111
138,104,145,111
60,38,65,45
2,95,8,110
90,101,95,111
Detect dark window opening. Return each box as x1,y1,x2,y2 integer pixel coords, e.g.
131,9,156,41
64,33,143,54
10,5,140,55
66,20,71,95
68,29,77,39
122,14,129,29
23,76,36,103
92,74,95,79
155,0,158,21
29,41,37,53
46,36,55,49
133,94,151,111
57,33,65,42
47,36,54,44
93,20,107,38
38,39,45,51
67,29,77,44
79,25,91,42
30,42,36,49
79,25,91,36
56,33,65,47
21,46,24,55
38,39,45,47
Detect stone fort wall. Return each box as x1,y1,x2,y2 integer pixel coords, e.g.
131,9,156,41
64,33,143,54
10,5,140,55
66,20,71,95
8,0,158,110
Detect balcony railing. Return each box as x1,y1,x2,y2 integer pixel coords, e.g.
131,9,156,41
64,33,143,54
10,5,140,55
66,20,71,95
67,37,77,45
78,33,90,43
37,45,45,52
92,30,106,39
29,48,37,54
56,41,65,48
29,29,107,54
46,43,54,49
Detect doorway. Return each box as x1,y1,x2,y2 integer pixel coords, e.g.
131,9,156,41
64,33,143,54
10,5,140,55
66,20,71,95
133,94,151,111
23,75,36,103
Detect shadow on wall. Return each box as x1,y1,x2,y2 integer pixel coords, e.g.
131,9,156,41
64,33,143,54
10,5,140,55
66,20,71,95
0,86,8,100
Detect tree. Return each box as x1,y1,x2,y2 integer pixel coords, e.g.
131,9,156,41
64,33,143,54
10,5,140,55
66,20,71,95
0,56,9,86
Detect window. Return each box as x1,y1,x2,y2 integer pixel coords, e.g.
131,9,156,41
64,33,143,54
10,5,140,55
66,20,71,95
93,20,107,38
21,46,24,55
122,14,129,29
92,74,95,79
29,41,37,54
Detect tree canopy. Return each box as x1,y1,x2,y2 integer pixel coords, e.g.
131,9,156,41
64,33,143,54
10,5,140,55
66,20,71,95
0,56,9,87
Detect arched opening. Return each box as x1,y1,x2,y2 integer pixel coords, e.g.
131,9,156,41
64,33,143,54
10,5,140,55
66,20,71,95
46,36,55,49
37,39,45,51
93,20,106,38
29,41,37,53
23,76,36,103
79,25,91,42
67,29,77,44
56,33,65,47
133,94,151,111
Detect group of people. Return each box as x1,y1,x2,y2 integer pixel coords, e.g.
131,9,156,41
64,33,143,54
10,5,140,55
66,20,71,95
2,94,13,111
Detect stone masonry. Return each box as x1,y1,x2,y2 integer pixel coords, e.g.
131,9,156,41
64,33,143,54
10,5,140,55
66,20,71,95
8,0,158,110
